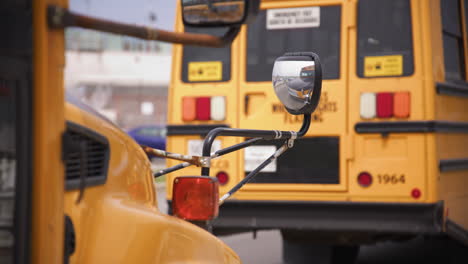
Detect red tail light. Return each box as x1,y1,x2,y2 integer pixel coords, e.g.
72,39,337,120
196,97,211,120
357,172,373,187
216,171,229,185
172,176,219,221
376,93,394,118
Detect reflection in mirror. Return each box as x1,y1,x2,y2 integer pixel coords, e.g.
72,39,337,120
272,53,322,115
182,0,245,25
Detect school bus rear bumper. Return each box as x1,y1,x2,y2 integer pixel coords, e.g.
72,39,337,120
210,200,445,236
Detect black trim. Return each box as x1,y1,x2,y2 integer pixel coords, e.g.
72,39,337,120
436,82,468,98
64,121,110,190
439,158,468,172
169,200,444,237
64,215,76,264
355,121,468,134
166,124,230,136
1,22,33,262
446,220,468,247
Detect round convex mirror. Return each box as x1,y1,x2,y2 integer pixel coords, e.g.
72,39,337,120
272,52,322,115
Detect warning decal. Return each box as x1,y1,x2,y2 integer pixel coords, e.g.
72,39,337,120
364,55,403,77
188,61,222,82
267,7,320,30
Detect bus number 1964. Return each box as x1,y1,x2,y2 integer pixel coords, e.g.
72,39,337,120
377,174,406,185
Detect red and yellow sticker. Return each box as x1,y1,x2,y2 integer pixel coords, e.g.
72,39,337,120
188,61,222,82
364,55,403,77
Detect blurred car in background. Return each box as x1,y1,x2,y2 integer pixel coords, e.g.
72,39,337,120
127,125,167,150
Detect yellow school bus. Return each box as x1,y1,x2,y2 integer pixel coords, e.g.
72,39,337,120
2,0,258,263
167,0,468,260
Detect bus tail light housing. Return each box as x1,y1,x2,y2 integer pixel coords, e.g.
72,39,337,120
376,92,394,118
394,92,410,118
182,97,197,121
196,97,211,120
210,96,226,121
360,93,377,119
360,92,410,119
172,176,219,221
183,96,226,121
357,172,373,187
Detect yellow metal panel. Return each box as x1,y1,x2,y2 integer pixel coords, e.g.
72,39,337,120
32,0,67,263
65,104,240,263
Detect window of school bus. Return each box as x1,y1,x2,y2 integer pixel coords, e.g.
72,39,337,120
357,0,414,78
441,0,466,81
181,26,232,83
246,6,341,82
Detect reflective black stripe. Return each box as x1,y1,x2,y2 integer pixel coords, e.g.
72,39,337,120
203,200,445,236
355,121,468,134
166,124,230,136
436,82,468,98
439,158,468,172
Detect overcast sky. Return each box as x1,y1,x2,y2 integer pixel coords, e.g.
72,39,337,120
70,0,177,31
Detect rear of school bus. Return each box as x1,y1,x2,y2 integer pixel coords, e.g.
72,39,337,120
167,0,467,247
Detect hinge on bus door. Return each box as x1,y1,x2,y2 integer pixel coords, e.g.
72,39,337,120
345,0,357,28
344,134,355,161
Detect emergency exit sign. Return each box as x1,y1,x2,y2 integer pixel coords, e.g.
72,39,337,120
267,7,320,30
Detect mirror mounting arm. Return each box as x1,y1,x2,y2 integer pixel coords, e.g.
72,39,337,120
47,5,240,48
201,114,311,176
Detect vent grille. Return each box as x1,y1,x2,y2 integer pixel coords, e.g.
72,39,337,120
64,122,109,189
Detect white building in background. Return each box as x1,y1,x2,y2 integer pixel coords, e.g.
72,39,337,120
65,28,172,129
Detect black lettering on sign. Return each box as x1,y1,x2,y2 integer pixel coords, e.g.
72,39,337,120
377,174,406,185
271,92,338,124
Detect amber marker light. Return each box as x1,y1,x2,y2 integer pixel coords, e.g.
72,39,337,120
172,176,219,221
394,92,410,118
182,97,196,121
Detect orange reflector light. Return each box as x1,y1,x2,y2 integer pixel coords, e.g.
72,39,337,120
357,172,373,187
172,176,219,221
182,97,196,121
394,92,410,118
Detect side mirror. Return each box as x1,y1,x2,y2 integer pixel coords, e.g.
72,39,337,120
272,52,323,115
182,0,260,27
172,176,219,221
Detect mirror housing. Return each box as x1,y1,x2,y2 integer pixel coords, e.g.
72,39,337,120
182,0,260,27
172,176,219,221
272,52,323,115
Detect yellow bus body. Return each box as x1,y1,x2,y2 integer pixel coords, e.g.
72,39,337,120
22,0,243,262
63,101,240,263
168,0,468,244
